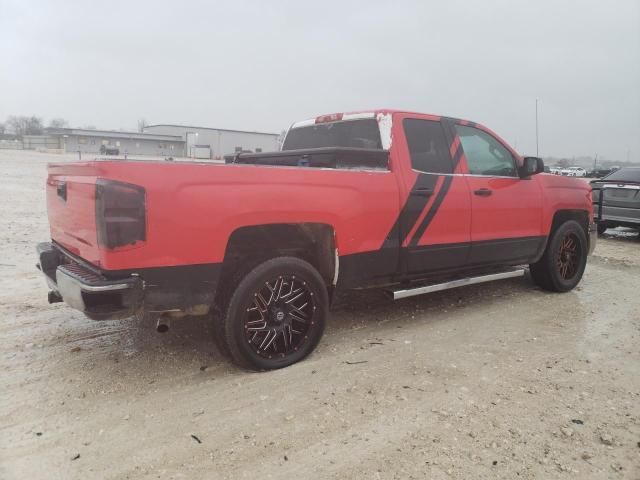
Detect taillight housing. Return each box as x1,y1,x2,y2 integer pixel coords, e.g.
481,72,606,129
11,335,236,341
95,179,146,249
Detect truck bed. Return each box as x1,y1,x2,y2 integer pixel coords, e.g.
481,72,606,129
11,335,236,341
45,154,399,272
226,147,389,170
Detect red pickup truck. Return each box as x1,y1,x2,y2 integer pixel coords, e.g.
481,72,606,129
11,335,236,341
37,110,596,369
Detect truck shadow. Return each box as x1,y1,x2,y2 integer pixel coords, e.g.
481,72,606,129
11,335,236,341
44,274,568,391
123,277,533,351
93,276,538,374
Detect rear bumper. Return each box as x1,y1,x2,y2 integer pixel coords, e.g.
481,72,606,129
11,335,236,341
37,242,221,320
36,242,142,320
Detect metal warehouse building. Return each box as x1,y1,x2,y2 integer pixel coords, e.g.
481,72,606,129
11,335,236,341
143,124,280,160
30,128,185,156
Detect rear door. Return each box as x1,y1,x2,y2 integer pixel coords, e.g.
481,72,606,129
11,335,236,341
395,115,471,275
452,123,544,265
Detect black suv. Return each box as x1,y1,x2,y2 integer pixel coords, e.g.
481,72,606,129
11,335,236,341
592,167,640,234
99,145,120,155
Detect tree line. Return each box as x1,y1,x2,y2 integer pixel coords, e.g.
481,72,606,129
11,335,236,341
0,116,69,139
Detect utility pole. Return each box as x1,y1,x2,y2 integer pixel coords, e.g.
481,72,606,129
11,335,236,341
535,98,539,157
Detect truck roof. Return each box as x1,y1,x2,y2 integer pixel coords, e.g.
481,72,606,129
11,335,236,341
290,109,441,128
288,109,504,156
290,109,480,129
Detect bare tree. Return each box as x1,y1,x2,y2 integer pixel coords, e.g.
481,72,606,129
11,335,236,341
6,115,44,138
48,118,69,128
0,122,5,135
137,118,148,133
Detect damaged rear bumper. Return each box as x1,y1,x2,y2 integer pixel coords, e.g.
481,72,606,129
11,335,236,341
36,242,142,320
37,242,221,321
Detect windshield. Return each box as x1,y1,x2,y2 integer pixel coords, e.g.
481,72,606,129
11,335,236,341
602,168,640,183
282,119,382,151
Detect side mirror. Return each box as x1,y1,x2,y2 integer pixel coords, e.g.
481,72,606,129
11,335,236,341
519,156,544,178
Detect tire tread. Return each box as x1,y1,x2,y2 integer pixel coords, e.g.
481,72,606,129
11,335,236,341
530,220,587,292
221,256,327,370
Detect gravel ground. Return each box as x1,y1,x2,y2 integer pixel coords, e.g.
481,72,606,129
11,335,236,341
0,150,638,479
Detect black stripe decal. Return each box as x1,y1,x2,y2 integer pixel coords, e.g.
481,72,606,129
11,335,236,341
340,235,547,289
408,175,453,247
383,174,438,248
383,119,464,250
404,124,464,247
451,143,464,169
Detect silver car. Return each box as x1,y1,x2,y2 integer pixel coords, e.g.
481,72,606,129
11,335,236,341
561,166,587,177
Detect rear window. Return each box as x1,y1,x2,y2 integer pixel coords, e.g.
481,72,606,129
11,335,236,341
403,118,453,174
282,119,382,151
602,168,640,182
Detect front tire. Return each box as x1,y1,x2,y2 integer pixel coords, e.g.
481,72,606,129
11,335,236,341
530,220,588,292
220,257,328,370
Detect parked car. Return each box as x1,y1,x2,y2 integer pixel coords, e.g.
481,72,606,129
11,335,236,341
37,109,596,370
591,167,640,234
549,166,562,175
99,144,120,155
587,168,615,178
561,166,587,177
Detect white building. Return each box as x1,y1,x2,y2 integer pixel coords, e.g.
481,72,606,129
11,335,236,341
143,124,280,160
24,128,184,156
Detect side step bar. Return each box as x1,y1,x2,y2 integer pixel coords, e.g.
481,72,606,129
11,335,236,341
390,268,526,300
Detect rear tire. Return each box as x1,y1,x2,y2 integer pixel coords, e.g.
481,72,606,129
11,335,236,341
220,257,328,370
530,220,588,292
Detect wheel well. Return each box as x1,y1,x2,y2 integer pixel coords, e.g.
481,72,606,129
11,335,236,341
219,223,336,291
551,210,589,235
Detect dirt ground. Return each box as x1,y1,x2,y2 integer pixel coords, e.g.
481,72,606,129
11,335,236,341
0,150,638,480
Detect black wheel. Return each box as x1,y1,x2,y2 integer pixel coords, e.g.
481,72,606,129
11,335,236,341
220,257,328,370
597,223,607,235
530,220,588,292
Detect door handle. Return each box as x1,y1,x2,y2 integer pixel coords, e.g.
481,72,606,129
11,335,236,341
413,188,434,197
474,188,492,197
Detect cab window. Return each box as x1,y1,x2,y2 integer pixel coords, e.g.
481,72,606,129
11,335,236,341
403,119,453,174
455,125,516,177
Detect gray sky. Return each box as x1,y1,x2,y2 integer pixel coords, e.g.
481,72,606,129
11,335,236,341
1,0,638,161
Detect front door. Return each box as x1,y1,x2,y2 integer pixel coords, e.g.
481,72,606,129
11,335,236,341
397,116,472,275
453,124,544,265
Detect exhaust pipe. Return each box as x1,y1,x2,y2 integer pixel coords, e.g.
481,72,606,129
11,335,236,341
156,316,170,333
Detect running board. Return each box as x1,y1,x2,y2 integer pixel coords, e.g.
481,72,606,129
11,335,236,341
390,268,526,300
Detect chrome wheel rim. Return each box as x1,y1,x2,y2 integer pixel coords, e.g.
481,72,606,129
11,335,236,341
244,275,315,358
556,233,581,280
